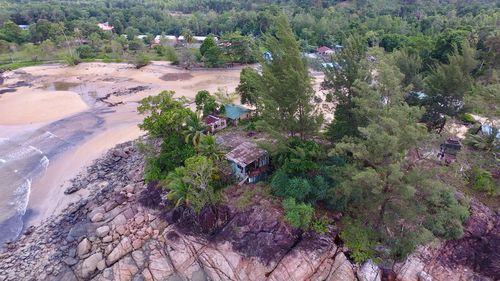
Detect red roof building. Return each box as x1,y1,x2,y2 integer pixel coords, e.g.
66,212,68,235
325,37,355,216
97,22,114,31
317,46,334,55
203,115,227,133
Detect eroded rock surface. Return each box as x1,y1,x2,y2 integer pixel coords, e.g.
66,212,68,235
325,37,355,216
0,140,497,281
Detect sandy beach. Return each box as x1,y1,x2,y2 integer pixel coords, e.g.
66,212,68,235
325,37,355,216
0,61,246,242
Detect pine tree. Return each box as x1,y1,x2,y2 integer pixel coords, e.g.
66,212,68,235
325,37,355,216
258,14,320,138
323,34,371,141
333,59,469,262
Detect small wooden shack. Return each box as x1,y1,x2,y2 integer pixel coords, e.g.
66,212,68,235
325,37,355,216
225,142,270,184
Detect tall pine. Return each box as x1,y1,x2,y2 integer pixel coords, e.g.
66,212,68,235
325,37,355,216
258,15,320,139
332,58,469,262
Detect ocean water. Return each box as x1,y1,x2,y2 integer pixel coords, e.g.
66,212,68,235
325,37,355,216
0,110,105,245
0,134,53,245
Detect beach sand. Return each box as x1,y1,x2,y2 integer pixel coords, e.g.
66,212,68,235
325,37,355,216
0,89,88,125
0,61,245,231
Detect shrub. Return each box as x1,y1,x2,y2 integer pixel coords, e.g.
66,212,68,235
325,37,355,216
134,52,151,69
64,52,81,66
282,197,314,230
325,93,334,103
462,113,475,123
339,220,377,263
76,45,96,59
470,167,497,195
311,215,330,234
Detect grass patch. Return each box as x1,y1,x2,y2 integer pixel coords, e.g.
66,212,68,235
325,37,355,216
0,60,44,71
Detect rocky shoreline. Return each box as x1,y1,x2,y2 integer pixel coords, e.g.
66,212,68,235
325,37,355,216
0,140,498,281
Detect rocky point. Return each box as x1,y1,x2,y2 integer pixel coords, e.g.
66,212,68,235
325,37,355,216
0,140,497,281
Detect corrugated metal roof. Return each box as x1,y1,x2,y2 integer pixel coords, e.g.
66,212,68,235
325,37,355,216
203,115,222,125
224,104,250,120
225,142,267,167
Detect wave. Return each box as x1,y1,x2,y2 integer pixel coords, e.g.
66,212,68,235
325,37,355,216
40,155,50,169
13,178,31,215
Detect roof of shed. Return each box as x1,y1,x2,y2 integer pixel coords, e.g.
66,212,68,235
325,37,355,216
225,142,267,167
224,104,250,120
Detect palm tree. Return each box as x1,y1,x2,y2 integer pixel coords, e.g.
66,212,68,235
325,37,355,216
198,135,226,162
467,127,499,154
182,29,194,47
183,112,206,146
164,167,190,208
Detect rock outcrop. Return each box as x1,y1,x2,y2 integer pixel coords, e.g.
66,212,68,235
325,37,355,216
0,140,497,281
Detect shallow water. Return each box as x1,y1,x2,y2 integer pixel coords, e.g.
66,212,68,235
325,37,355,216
44,82,81,91
0,110,105,245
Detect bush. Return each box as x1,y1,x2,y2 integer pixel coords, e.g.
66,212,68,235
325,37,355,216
339,221,377,263
325,93,333,103
282,197,314,230
311,215,330,234
128,38,144,51
462,113,475,123
64,52,81,66
76,45,96,59
134,52,151,69
470,167,497,195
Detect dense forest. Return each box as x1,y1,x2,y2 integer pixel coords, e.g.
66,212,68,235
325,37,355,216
1,0,499,268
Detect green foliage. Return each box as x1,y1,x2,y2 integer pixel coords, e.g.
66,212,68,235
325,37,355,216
128,38,144,51
236,67,260,109
282,198,314,230
258,14,321,138
271,173,311,202
144,134,196,182
462,113,475,123
198,134,226,162
154,45,177,61
469,167,497,195
0,21,28,44
339,221,377,263
332,57,469,262
183,113,205,146
200,35,217,56
137,91,193,138
76,45,96,59
325,93,333,103
195,90,218,116
164,155,222,213
220,32,257,63
311,215,330,234
63,51,81,66
424,43,477,120
202,44,224,67
323,34,371,142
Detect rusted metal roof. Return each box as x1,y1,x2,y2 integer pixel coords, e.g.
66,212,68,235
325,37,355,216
203,115,222,125
225,142,267,168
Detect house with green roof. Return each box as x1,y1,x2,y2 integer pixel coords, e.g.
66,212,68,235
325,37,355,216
223,104,252,125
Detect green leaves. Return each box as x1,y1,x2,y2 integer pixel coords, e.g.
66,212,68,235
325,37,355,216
164,155,222,213
331,56,469,262
257,14,320,138
138,91,192,138
282,198,314,230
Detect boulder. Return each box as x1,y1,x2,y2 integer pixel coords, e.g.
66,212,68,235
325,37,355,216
358,260,382,281
96,226,111,238
91,213,104,223
112,256,138,281
77,238,92,258
77,252,103,279
148,248,174,280
106,237,132,266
